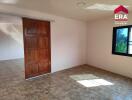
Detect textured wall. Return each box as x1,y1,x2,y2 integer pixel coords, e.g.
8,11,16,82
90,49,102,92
87,15,132,78
0,14,24,60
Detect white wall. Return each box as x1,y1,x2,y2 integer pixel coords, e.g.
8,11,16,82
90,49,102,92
87,14,132,78
0,14,24,60
51,17,87,72
0,5,87,72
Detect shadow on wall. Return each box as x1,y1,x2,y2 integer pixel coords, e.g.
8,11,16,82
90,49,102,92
0,14,24,60
0,23,23,46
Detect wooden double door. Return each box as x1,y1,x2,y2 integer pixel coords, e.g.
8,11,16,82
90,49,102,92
23,18,51,79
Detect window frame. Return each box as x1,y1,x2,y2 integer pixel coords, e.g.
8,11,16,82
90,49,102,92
112,25,132,57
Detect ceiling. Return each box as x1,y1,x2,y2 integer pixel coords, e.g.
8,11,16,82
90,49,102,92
0,0,132,21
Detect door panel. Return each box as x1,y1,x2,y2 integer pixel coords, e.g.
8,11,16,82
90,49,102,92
39,61,49,73
25,49,38,62
37,21,49,35
25,37,38,48
26,63,39,77
38,49,48,60
38,37,48,49
23,18,51,79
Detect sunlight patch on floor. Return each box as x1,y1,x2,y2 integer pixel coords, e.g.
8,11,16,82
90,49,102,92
78,79,113,87
70,74,114,87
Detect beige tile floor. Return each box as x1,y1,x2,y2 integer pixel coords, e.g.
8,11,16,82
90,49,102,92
0,59,132,100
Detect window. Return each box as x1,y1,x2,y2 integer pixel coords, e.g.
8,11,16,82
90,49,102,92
112,25,132,56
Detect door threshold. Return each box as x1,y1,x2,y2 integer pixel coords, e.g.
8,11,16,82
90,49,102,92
26,73,51,80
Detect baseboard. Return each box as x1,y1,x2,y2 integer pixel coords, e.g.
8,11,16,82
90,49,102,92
85,64,132,80
0,58,24,62
51,64,87,73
